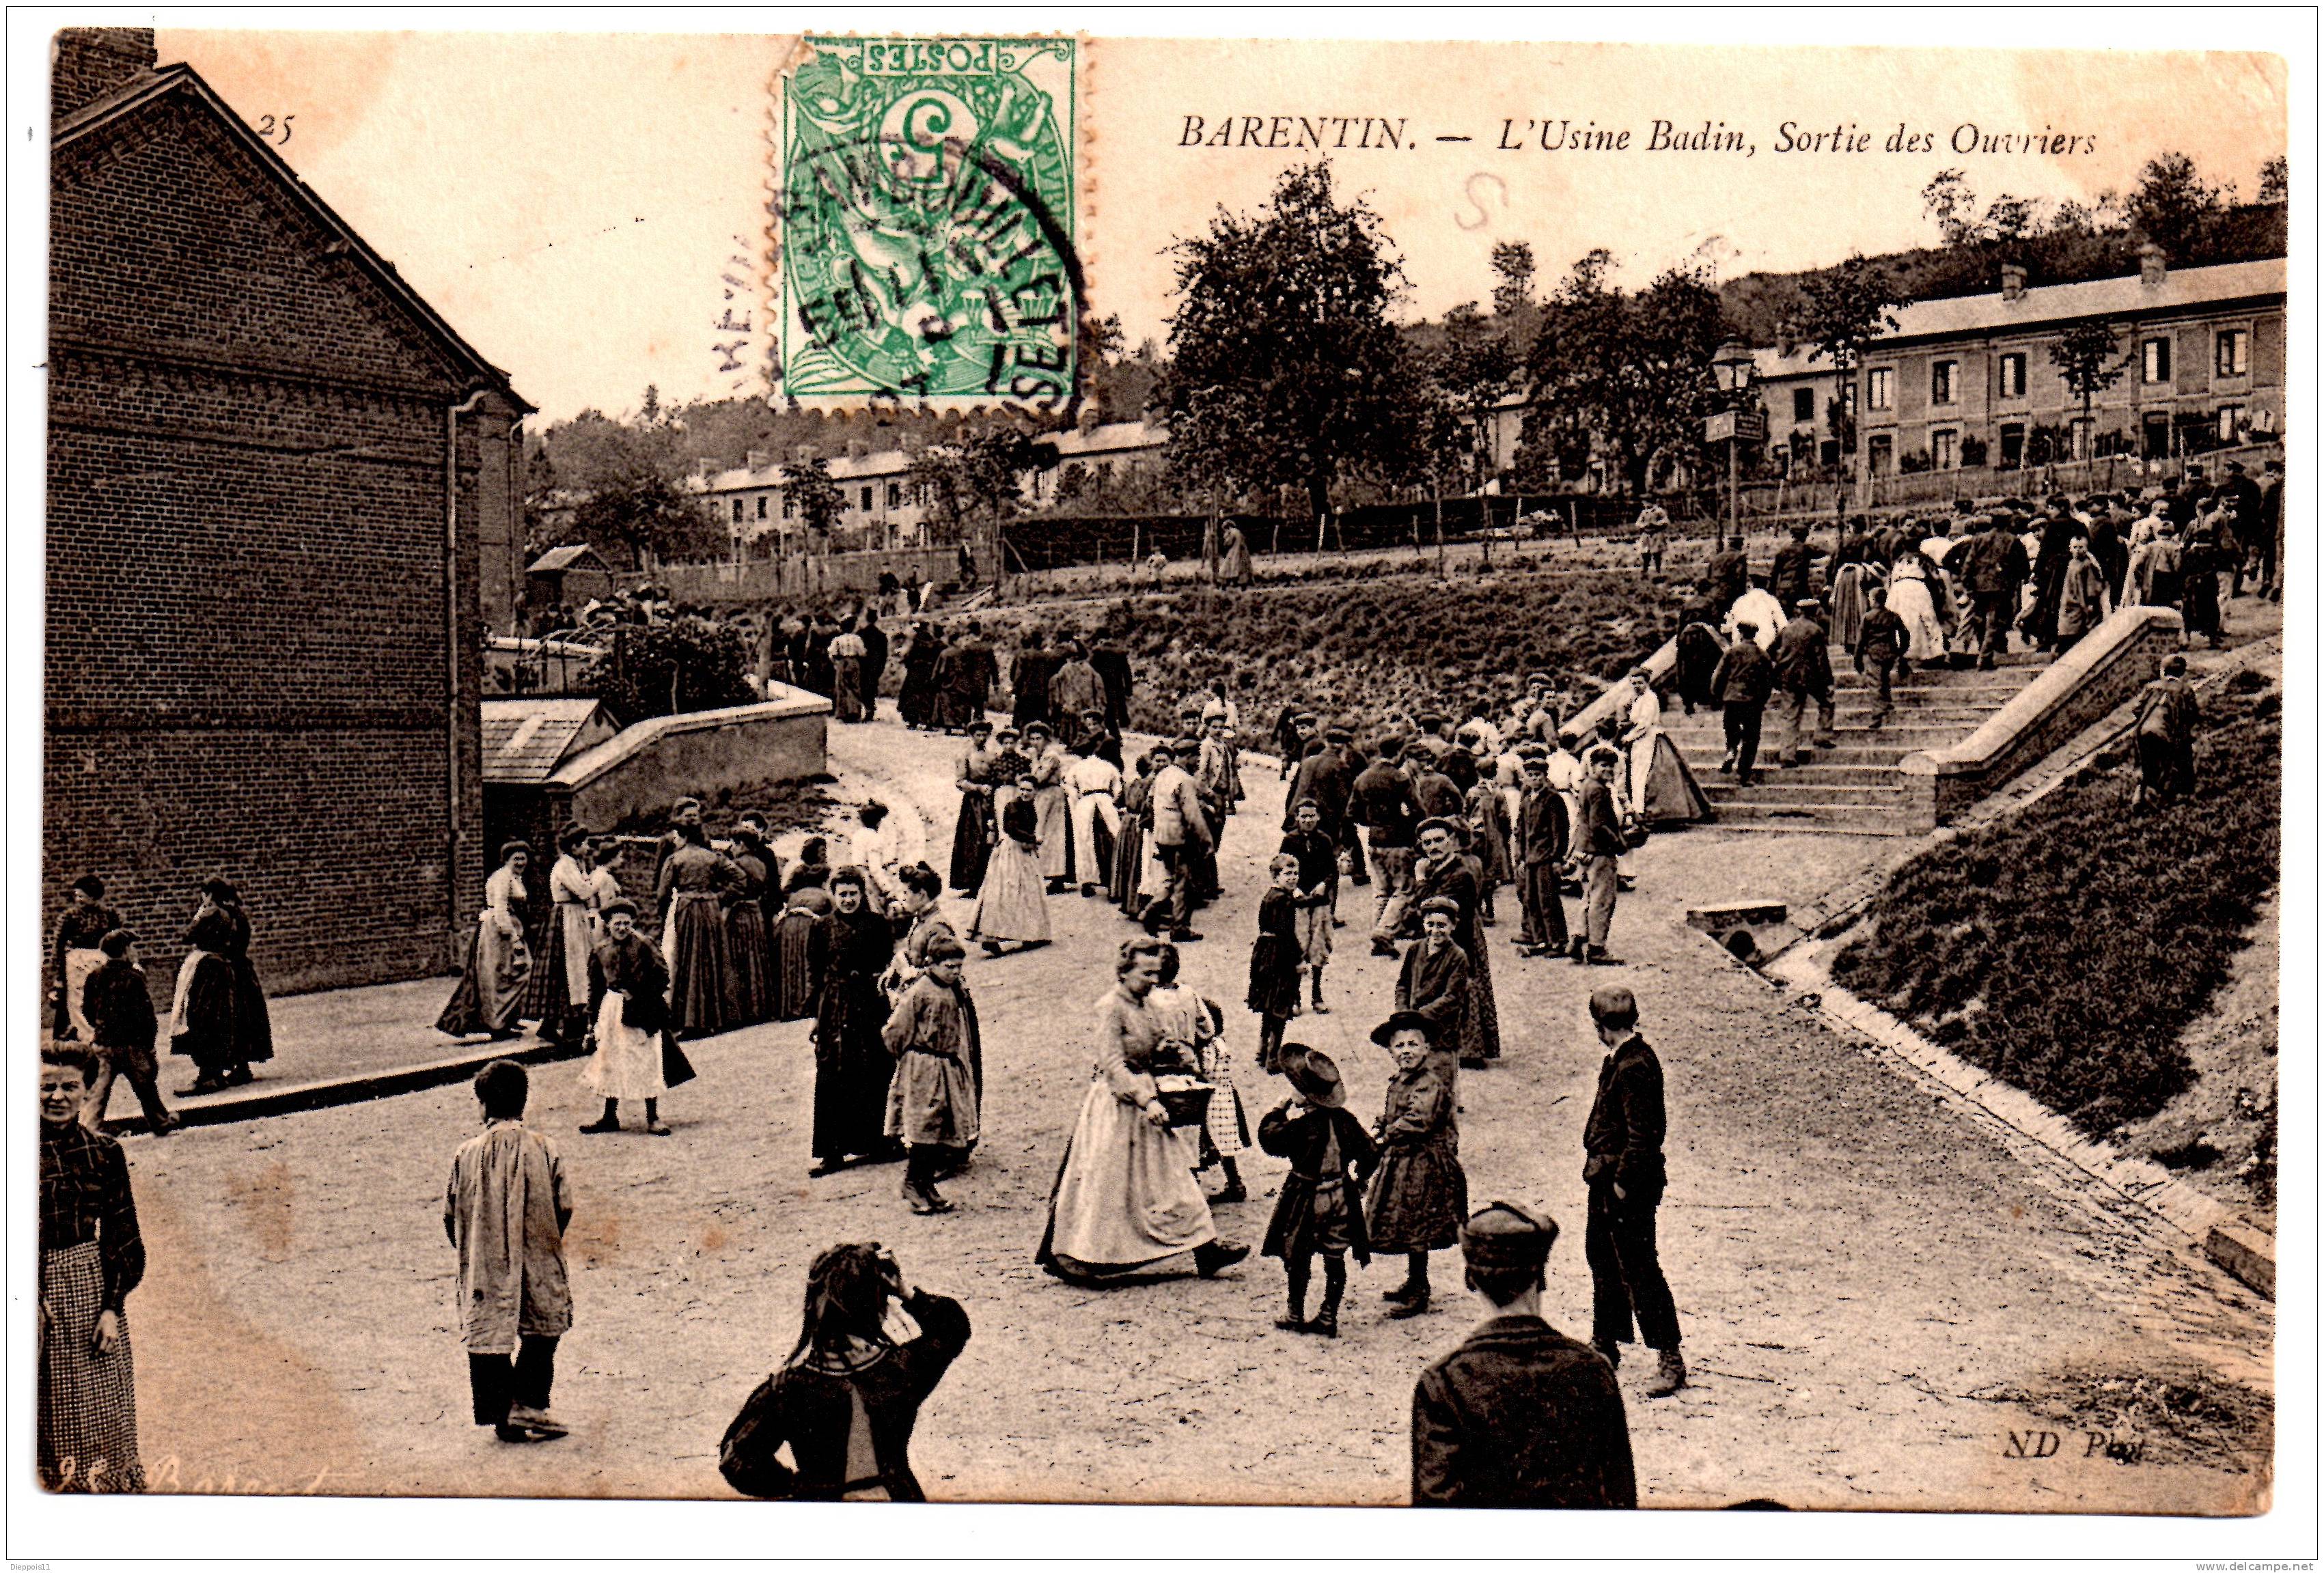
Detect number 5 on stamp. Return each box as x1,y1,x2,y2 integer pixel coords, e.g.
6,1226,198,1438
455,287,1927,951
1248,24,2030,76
779,36,1080,409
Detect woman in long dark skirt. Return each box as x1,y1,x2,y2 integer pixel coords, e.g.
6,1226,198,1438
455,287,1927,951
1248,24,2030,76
724,824,777,1025
169,877,273,1093
898,624,945,729
773,861,835,1022
949,720,1000,893
1112,752,1153,916
659,823,741,1038
807,869,901,1175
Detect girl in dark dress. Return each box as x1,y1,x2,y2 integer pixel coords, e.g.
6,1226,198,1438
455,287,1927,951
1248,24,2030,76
898,624,944,729
169,878,272,1094
1364,1012,1468,1319
947,721,999,893
1247,854,1310,1074
724,824,777,1025
1112,753,1154,916
807,869,901,1175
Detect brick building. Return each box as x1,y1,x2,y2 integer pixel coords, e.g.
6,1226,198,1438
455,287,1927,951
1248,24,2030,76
1752,251,2286,489
47,29,531,997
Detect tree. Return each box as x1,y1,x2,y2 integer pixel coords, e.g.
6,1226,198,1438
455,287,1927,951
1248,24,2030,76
908,447,965,535
1514,251,1725,497
1788,255,1900,458
587,616,756,725
786,455,845,538
1160,161,1423,520
1922,169,1981,247
2049,318,2128,451
2258,154,2288,205
1421,302,1518,492
570,469,715,570
1984,193,2038,245
1489,240,1538,351
2127,151,2226,257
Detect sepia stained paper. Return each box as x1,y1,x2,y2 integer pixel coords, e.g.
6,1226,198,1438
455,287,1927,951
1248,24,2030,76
17,12,2309,1561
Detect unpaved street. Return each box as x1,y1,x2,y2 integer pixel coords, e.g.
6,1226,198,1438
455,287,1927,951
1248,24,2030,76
122,712,2273,1510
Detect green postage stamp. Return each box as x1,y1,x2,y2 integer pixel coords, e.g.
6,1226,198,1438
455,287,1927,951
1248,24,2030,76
778,36,1079,409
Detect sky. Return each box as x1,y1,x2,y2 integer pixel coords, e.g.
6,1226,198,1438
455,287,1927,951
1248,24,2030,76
156,27,2286,425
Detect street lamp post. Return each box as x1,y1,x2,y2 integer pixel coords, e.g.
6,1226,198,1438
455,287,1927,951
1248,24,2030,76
1709,337,1760,540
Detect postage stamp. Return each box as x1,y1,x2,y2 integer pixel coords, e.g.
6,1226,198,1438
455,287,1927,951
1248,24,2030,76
777,35,1080,410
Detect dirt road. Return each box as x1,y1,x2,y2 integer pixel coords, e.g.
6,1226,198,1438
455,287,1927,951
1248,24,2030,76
120,710,2273,1511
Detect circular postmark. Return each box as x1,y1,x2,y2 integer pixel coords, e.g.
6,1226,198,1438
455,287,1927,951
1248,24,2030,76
779,38,1083,412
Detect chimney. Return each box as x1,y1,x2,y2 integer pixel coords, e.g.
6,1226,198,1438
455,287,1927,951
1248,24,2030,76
2139,242,2168,290
1999,262,2026,302
691,457,719,482
53,26,157,121
744,449,770,473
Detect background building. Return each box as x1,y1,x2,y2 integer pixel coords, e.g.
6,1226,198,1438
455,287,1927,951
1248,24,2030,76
47,28,530,997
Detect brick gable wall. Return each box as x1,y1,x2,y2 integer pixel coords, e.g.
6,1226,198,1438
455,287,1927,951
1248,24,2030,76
47,83,518,1003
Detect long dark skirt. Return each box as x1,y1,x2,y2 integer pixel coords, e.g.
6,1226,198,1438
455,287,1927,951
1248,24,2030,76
667,892,732,1038
230,957,274,1063
773,910,820,1020
899,663,941,727
950,796,995,892
1464,915,1502,1061
812,977,894,1162
521,915,587,1040
1110,816,1147,915
725,904,773,1025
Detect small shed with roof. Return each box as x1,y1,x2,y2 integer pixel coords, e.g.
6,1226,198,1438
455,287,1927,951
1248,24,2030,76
526,543,617,622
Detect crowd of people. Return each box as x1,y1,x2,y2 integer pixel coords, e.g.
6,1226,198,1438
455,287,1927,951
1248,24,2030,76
44,453,2271,1503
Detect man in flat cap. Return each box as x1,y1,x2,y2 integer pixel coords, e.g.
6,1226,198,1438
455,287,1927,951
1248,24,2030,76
1956,510,2031,669
1581,986,1685,1397
1409,1201,1635,1507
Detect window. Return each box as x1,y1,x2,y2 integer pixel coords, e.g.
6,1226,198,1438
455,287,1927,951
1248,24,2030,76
886,482,901,509
1792,387,1815,423
1931,361,1958,406
1999,423,2025,468
2218,405,2246,443
782,493,795,519
1866,368,1894,411
1999,353,2026,400
2142,337,2172,384
1931,429,1958,469
860,486,873,511
1867,434,1894,474
2216,329,2250,377
2142,413,2171,460
756,496,768,520
730,498,744,524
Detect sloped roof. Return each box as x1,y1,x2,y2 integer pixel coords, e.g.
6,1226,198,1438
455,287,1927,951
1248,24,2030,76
529,544,610,575
482,697,613,785
54,62,530,412
1882,259,2284,344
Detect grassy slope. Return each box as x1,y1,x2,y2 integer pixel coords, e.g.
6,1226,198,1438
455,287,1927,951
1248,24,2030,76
1829,675,2281,1142
969,563,1687,737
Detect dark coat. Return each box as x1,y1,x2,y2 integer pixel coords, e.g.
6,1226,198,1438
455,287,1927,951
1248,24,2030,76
1856,606,1907,664
1582,1033,1667,1202
718,1290,971,1501
1709,640,1774,709
1413,769,1465,821
1411,1316,1635,1507
1705,546,1749,610
83,956,158,1053
1514,785,1570,868
1957,527,2032,596
1768,539,1820,605
1769,617,1834,695
1286,747,1355,833
587,933,671,1037
1395,938,1473,1045
1576,777,1625,859
1258,1102,1378,1265
1350,761,1422,849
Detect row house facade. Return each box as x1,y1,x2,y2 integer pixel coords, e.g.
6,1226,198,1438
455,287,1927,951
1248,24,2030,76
695,419,1168,548
1754,250,2285,489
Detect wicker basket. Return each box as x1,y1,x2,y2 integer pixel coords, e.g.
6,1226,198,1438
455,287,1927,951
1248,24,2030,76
1151,1076,1217,1130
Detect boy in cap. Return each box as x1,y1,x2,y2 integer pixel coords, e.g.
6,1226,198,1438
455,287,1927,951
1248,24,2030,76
445,1059,574,1443
1512,751,1570,959
1258,1046,1378,1338
1581,986,1685,1397
1854,585,1908,729
80,929,178,1134
1410,1201,1635,1507
1769,598,1837,766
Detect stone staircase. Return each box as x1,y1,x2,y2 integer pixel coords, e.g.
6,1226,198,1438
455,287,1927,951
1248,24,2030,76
1663,650,2051,833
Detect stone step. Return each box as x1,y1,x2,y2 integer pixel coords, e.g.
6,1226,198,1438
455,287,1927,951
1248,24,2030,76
1664,703,2007,729
1705,798,1913,829
1692,762,1900,786
1675,723,1978,751
1703,780,1911,807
